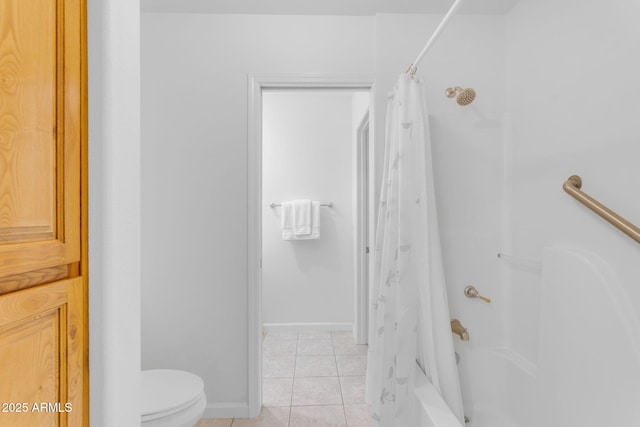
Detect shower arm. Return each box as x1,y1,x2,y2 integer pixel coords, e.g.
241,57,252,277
563,175,640,244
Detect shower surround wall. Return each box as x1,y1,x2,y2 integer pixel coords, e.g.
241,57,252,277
262,92,357,327
504,0,640,424
376,5,640,426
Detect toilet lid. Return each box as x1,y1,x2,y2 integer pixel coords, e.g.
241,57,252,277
141,369,205,418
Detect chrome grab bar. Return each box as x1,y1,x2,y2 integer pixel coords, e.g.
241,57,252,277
563,175,640,244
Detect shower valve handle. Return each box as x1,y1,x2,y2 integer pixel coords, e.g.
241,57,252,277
464,286,491,303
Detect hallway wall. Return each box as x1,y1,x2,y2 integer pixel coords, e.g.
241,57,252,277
262,91,358,326
141,14,374,417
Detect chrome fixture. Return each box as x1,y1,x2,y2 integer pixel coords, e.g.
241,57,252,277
450,319,469,341
464,285,491,303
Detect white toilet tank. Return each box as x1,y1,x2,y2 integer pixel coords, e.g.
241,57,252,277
141,369,206,427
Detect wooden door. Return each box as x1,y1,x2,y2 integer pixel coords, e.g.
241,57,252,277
0,279,83,426
0,0,87,426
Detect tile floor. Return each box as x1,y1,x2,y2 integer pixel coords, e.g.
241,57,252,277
196,330,370,427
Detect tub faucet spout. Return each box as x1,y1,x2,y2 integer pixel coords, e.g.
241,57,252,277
451,319,469,341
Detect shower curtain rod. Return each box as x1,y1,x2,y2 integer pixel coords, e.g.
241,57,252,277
406,0,465,77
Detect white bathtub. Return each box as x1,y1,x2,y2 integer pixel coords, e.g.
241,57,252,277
412,347,532,427
412,247,640,427
422,246,640,427
456,347,532,427
412,365,463,427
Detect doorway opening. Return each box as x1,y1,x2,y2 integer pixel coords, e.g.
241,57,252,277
247,75,374,416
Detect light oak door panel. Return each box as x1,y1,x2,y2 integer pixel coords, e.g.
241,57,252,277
0,0,87,425
0,278,83,427
0,0,55,241
0,0,82,279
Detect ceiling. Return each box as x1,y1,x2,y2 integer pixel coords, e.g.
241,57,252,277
141,0,521,15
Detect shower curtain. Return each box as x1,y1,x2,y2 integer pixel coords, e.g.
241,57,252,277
365,74,464,425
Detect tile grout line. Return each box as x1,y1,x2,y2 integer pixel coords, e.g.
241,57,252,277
332,332,350,427
288,334,299,426
253,331,367,427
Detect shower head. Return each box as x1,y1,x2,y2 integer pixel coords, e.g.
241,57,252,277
446,86,476,106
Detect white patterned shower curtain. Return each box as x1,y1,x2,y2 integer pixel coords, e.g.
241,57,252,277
365,74,464,425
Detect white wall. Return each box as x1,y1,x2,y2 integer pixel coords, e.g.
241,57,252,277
505,0,640,425
262,91,358,325
141,14,374,417
89,0,141,426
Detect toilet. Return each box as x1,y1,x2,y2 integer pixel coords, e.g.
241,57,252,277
141,369,207,427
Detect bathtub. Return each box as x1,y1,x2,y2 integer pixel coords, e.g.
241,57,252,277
456,347,533,427
412,365,462,427
413,246,640,427
412,347,531,427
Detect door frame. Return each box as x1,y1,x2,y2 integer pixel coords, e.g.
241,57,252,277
247,74,375,416
354,110,370,345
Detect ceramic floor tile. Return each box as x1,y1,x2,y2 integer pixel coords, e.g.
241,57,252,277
295,356,337,377
265,330,299,340
333,340,367,356
197,419,233,427
297,339,334,356
339,376,366,404
257,332,369,426
292,377,343,406
231,407,290,427
289,405,347,427
263,356,296,378
336,355,367,376
330,331,354,342
263,339,297,357
263,378,294,407
344,404,370,427
299,331,332,340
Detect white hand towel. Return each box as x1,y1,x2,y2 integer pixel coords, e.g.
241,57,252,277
293,201,320,240
293,199,312,236
281,201,295,240
280,200,321,240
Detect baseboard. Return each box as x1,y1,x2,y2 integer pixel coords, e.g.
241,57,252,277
263,322,352,333
202,402,249,419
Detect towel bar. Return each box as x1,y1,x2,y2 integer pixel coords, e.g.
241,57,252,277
270,202,333,208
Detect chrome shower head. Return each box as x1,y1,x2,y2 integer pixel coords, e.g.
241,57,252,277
446,86,476,106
